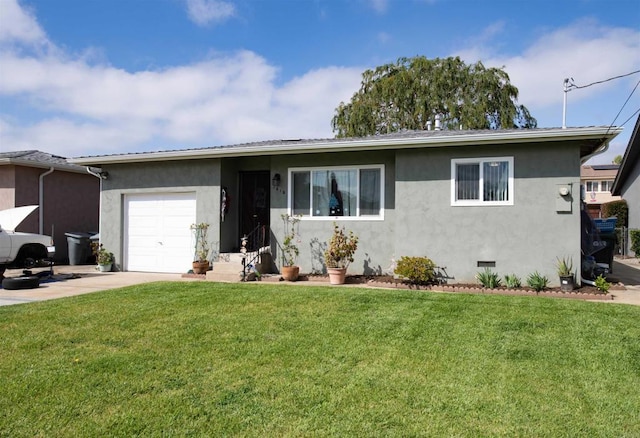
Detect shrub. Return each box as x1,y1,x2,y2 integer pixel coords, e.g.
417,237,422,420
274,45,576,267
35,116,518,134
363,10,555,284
630,229,640,258
475,268,501,289
394,256,436,285
504,274,522,289
602,200,628,227
594,274,610,293
527,271,549,292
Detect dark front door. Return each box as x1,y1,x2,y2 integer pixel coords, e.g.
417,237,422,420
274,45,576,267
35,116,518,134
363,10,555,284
239,171,270,248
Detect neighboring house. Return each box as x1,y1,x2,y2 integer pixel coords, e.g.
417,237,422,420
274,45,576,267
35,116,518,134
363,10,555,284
580,164,622,219
71,126,621,285
612,116,640,255
0,150,100,263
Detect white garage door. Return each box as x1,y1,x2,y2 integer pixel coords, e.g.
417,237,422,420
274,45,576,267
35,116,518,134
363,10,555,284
124,192,196,273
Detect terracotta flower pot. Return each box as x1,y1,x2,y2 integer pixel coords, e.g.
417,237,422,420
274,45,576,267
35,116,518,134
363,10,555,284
281,265,300,281
328,267,347,285
192,260,210,275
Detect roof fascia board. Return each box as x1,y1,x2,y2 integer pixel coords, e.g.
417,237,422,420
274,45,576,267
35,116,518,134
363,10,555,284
0,158,89,174
612,117,640,195
70,127,622,166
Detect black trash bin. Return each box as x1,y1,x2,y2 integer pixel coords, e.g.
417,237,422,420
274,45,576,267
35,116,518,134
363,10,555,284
593,218,617,273
65,232,93,265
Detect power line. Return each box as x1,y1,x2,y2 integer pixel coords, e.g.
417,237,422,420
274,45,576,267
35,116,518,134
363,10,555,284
609,79,640,127
619,107,640,128
567,69,640,91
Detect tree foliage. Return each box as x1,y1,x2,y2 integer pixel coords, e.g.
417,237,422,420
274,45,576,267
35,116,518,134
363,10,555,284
332,56,537,138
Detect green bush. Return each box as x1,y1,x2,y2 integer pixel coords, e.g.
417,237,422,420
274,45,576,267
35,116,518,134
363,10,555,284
476,268,501,288
527,271,549,292
594,274,610,293
631,229,640,258
504,274,522,289
602,200,628,227
394,256,436,285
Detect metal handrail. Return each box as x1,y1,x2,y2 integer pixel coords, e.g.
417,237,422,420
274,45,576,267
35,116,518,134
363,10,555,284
241,223,268,281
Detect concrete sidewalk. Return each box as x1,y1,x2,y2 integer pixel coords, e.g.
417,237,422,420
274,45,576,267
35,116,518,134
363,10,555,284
0,265,194,306
602,257,640,306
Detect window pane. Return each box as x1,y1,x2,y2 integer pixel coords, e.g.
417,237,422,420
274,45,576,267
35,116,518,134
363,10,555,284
360,169,381,215
456,163,479,200
292,171,310,216
601,180,612,192
483,161,509,201
312,170,357,216
586,181,598,192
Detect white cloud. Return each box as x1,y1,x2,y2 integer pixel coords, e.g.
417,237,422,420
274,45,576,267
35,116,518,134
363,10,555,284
0,0,363,157
456,19,640,109
185,0,236,27
0,0,48,46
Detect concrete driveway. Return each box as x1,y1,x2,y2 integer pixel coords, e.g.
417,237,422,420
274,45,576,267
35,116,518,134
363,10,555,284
603,258,640,306
0,265,192,306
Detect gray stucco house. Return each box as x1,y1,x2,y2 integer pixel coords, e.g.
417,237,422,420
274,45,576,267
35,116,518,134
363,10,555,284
612,116,640,255
71,126,621,285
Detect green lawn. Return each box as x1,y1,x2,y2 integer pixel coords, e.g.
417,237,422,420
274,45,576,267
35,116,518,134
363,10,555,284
1,282,639,437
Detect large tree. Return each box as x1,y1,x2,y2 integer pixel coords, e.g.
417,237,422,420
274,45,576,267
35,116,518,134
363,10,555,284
332,56,536,138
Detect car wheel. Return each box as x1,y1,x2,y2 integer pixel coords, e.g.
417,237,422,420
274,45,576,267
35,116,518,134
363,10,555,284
2,276,40,290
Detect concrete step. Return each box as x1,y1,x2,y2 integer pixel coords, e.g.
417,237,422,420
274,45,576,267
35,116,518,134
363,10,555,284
212,261,244,275
206,270,242,282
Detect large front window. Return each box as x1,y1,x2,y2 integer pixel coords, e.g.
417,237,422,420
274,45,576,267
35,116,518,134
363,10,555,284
290,165,384,219
451,157,514,206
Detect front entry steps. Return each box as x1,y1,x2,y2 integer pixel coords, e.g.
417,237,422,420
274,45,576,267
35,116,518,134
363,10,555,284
205,253,245,282
205,250,276,283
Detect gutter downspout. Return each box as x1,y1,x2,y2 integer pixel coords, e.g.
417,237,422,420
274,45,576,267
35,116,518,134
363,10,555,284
86,167,104,240
580,139,611,165
39,167,54,235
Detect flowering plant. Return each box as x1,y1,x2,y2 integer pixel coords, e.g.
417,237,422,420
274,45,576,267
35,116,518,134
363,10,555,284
96,244,114,265
324,223,358,269
281,214,301,266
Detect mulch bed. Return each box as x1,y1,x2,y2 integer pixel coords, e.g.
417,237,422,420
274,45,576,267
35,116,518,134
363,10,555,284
272,274,617,301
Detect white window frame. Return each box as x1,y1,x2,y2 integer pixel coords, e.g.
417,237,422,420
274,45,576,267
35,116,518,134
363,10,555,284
585,181,600,192
600,180,613,193
288,165,385,220
450,157,514,206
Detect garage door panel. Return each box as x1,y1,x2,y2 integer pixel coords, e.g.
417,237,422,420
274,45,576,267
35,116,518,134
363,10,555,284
125,193,196,273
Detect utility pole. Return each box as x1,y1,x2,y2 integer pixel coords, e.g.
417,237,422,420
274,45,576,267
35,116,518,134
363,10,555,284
562,78,570,129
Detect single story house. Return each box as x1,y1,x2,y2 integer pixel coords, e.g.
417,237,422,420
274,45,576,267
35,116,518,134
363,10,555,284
0,150,100,264
612,116,640,255
71,126,621,285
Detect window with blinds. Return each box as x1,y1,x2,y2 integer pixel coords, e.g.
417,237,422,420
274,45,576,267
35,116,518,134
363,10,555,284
451,157,514,206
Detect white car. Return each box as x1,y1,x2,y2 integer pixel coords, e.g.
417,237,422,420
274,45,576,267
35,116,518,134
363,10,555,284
0,205,55,276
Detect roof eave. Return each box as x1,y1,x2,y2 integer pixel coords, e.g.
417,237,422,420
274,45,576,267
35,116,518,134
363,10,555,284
69,126,623,166
0,158,92,174
612,117,640,196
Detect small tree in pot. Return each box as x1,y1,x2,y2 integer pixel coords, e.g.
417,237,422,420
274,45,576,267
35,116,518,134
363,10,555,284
190,223,210,274
280,214,301,281
324,223,358,285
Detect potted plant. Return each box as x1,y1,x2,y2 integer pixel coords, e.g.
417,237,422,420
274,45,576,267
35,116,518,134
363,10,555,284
280,214,301,281
96,244,114,272
190,223,210,274
556,256,574,292
324,223,358,285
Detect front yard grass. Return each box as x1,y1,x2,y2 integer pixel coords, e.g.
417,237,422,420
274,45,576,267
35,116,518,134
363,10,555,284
1,282,639,436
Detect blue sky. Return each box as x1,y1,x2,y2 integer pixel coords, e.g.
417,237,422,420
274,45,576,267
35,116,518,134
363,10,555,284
0,0,639,163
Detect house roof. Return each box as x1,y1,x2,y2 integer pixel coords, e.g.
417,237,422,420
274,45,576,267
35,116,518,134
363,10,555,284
0,150,95,174
69,126,623,166
612,116,640,196
581,164,619,179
